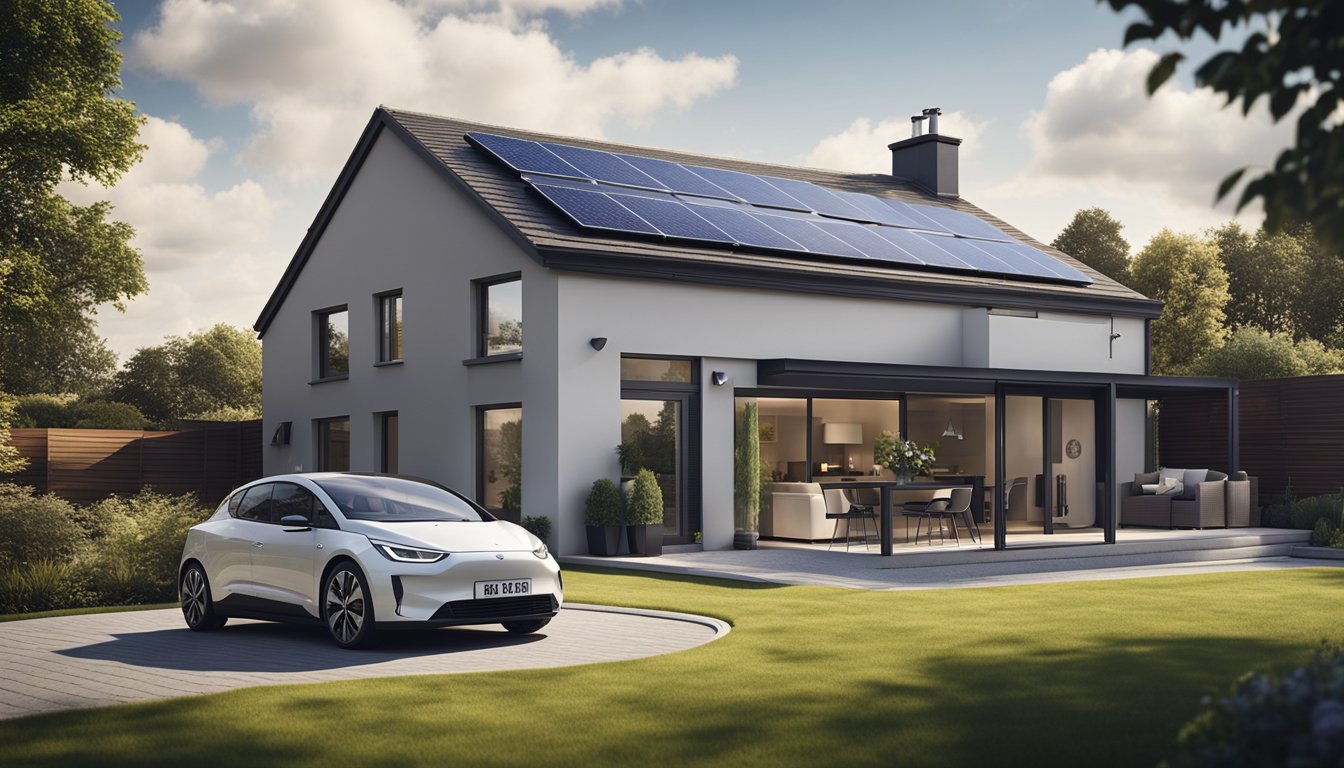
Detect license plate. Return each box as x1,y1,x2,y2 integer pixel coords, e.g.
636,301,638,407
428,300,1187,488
475,578,531,599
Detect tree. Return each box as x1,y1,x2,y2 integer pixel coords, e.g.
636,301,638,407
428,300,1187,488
0,393,27,474
1106,0,1344,252
1291,227,1344,344
0,0,145,394
1195,326,1344,380
1210,222,1305,336
108,324,261,425
1129,229,1230,375
1051,208,1132,284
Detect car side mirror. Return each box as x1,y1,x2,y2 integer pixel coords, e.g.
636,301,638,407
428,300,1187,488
280,515,312,530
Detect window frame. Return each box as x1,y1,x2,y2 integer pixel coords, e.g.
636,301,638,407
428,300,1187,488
316,416,351,472
379,411,399,474
375,290,403,365
476,402,523,520
314,304,350,382
475,273,523,360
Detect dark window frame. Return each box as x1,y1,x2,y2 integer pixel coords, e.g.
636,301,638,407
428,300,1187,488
375,290,403,365
314,304,350,382
621,356,700,544
476,402,523,520
475,273,523,359
316,416,351,472
379,411,399,474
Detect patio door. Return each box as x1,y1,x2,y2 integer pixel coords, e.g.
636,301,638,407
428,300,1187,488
620,356,701,545
1000,390,1104,546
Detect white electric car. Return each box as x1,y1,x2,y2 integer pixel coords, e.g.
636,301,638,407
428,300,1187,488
178,473,562,648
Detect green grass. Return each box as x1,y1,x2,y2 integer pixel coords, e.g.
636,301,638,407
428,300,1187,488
1,567,1342,767
0,602,175,623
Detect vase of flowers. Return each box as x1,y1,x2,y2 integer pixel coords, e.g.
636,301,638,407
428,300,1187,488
873,430,936,484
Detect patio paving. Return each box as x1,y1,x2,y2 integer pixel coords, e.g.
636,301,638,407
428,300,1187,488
0,603,727,720
563,527,1335,590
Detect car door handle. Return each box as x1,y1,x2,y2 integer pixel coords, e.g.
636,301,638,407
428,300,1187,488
252,541,264,548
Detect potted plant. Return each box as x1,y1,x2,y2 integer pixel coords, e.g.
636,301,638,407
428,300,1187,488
625,467,664,556
584,478,623,556
733,401,761,549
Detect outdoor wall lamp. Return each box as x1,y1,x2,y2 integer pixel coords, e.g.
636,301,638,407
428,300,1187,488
589,337,607,351
711,371,729,386
270,421,292,446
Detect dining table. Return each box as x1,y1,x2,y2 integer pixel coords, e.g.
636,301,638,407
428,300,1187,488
818,477,986,555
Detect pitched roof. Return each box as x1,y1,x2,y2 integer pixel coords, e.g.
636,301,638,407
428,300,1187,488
255,107,1158,335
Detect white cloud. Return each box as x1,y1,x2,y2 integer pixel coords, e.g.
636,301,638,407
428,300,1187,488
62,116,279,274
803,112,986,175
975,48,1288,249
130,0,739,181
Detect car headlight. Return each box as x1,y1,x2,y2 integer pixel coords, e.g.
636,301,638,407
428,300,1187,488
532,541,549,559
371,539,447,563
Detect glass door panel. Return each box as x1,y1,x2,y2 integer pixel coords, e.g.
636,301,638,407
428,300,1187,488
620,398,683,538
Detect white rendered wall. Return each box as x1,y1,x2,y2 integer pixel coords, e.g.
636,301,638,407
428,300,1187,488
962,309,1147,373
260,129,559,538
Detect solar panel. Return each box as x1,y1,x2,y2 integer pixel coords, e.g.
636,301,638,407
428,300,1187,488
752,213,867,258
608,193,735,244
681,202,806,251
616,154,737,200
530,183,660,235
810,220,926,266
474,131,1094,286
465,132,585,178
762,176,872,220
909,204,1013,242
686,166,810,211
540,143,665,189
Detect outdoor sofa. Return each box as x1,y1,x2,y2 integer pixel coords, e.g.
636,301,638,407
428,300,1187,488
1119,469,1253,529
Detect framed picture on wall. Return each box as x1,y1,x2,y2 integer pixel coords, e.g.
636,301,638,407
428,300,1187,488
758,415,777,444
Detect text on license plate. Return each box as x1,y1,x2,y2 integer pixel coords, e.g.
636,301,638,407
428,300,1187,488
475,578,531,599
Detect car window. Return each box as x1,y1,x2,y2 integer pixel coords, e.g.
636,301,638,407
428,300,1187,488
314,475,488,523
271,483,315,523
228,491,244,517
237,484,274,523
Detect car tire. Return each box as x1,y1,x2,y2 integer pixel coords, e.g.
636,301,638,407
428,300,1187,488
322,562,377,649
180,563,226,631
501,618,550,635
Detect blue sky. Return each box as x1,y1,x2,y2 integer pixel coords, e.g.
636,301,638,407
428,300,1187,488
81,0,1281,360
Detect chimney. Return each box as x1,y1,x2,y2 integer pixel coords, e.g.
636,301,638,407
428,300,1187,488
888,106,960,197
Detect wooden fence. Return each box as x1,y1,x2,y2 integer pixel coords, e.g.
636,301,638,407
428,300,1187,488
5,421,263,506
1160,374,1344,502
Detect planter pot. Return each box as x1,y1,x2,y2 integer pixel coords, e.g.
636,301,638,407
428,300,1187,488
733,530,759,550
585,525,623,556
626,524,664,557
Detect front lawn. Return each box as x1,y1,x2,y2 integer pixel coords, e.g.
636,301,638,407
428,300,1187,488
1,566,1341,767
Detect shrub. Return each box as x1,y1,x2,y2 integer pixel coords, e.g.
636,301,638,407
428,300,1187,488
626,468,664,526
69,400,148,430
1262,492,1344,531
1165,645,1344,767
1311,518,1334,547
0,559,89,614
12,393,77,428
585,479,622,527
81,490,212,604
0,484,87,568
520,515,551,545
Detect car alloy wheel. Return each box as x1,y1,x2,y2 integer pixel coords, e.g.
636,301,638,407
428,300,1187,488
323,563,376,648
180,563,225,631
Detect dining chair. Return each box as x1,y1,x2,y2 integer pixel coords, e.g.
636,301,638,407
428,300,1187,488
935,487,978,545
824,488,876,551
901,489,951,545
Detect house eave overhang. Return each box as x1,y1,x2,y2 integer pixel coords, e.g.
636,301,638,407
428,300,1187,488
756,358,1236,398
537,245,1165,320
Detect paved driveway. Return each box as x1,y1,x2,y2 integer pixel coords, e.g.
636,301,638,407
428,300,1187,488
0,604,726,720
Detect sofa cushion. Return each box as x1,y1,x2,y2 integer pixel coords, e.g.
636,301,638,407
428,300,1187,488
1159,467,1186,496
1175,468,1208,499
1134,471,1160,485
1140,483,1161,494
1206,470,1228,482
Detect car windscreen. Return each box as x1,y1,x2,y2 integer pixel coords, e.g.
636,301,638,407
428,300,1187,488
313,476,489,522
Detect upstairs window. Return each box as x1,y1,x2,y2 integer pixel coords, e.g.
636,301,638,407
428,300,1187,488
377,292,403,363
479,276,522,357
317,307,349,379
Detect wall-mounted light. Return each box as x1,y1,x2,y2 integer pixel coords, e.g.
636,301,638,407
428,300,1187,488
711,371,729,386
270,421,292,446
589,337,607,351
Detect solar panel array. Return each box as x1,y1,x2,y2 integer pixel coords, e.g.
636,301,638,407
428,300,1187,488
465,131,1093,286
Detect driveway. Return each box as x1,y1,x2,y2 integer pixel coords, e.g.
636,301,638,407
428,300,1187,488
0,604,727,720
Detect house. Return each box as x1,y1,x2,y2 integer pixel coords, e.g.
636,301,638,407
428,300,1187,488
254,106,1240,554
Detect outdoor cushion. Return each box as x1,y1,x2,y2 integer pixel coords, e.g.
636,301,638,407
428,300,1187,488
1158,467,1186,496
1206,470,1228,482
1156,477,1182,495
1135,471,1160,485
1140,483,1160,494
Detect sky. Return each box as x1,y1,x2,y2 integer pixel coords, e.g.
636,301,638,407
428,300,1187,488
76,0,1287,361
